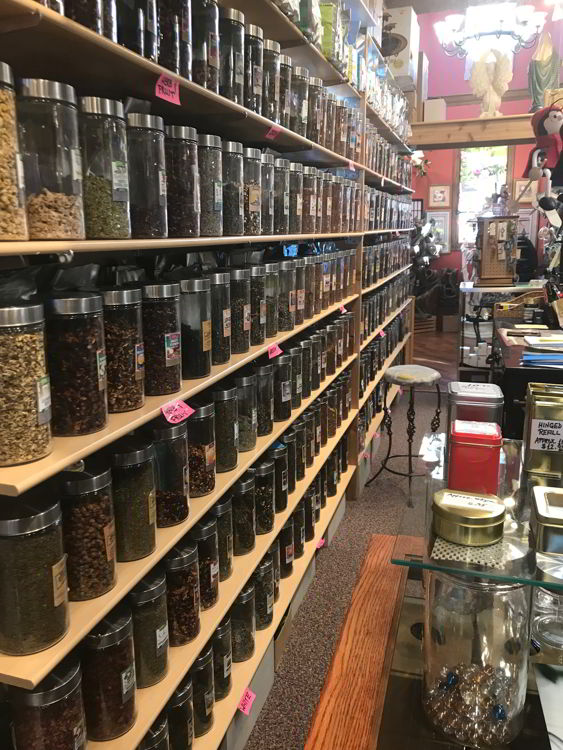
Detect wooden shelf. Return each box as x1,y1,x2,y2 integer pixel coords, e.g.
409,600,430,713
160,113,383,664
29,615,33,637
361,265,412,297
410,114,534,150
363,164,414,194
360,298,413,353
364,384,400,448
365,101,412,154
89,417,357,749
365,227,414,236
359,334,411,410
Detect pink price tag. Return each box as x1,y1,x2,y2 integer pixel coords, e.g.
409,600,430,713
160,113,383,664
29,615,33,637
238,687,256,716
265,125,281,140
362,452,369,460
155,74,181,105
316,538,325,549
379,331,386,338
268,343,283,358
399,387,404,396
339,305,347,313
348,161,356,171
161,400,195,423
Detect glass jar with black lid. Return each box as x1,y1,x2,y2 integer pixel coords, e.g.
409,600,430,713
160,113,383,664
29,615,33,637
292,420,306,481
289,162,303,235
180,278,212,379
280,429,296,494
264,261,279,337
325,92,336,152
252,554,274,629
66,0,102,32
80,96,131,239
198,133,223,236
46,293,107,437
235,372,257,452
325,324,337,375
301,411,315,467
206,271,231,365
244,23,264,114
165,125,200,238
244,147,262,236
310,333,322,391
158,0,192,77
167,677,193,750
212,386,238,473
288,346,302,409
222,140,244,236
211,495,233,581
278,259,295,331
249,264,266,346
102,288,144,414
255,363,274,436
273,353,292,421
314,256,323,314
310,401,321,455
279,517,294,577
267,441,288,512
192,0,219,93
261,153,275,235
187,402,215,497
307,76,323,143
231,583,255,662
319,394,328,446
139,713,169,750
304,486,316,541
262,38,280,122
189,517,219,610
190,643,214,736
279,54,292,128
294,257,306,325
304,256,316,319
128,568,168,688
142,283,181,397
290,65,309,136
229,267,251,353
292,500,305,558
219,7,244,105
232,473,256,555
144,415,189,527
165,540,200,645
274,157,290,234
302,166,317,234
127,113,167,238
251,458,275,534
212,616,232,700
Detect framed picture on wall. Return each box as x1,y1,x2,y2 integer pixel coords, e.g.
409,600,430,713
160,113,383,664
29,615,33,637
428,185,451,208
513,178,537,204
427,210,450,253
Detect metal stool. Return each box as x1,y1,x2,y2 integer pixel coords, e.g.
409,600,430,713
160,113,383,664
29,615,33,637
366,364,442,506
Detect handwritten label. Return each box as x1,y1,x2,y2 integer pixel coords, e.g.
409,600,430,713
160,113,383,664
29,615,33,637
268,343,283,358
316,538,325,549
161,400,195,423
530,418,563,452
265,125,281,140
238,687,256,716
155,74,181,105
339,305,347,313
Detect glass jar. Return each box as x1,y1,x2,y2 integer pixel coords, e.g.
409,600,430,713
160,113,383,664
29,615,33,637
80,97,130,239
158,0,191,76
279,517,294,578
342,249,351,295
252,554,274,629
190,517,219,611
307,76,323,143
319,395,328,446
244,23,264,114
289,162,303,234
267,442,288,512
252,458,275,533
320,463,327,507
423,573,529,747
235,373,257,452
302,166,317,235
331,177,343,233
310,334,322,392
346,108,357,162
142,283,181,396
315,170,323,228
325,325,337,375
273,353,292,421
318,329,327,381
290,65,309,136
191,644,214,736
138,0,158,61
327,387,338,438
303,257,315,319
188,402,216,497
19,78,85,239
192,0,219,93
327,449,338,495
139,713,169,750
102,288,144,413
232,474,256,555
212,386,238,474
330,253,338,304
82,605,136,741
288,346,302,409
164,125,200,237
145,416,189,527
302,411,315,467
324,93,336,152
292,500,305,558
46,293,107,436
261,153,275,235
0,303,51,466
213,616,232,700
231,583,255,662
341,180,351,234
263,39,280,123
211,496,233,581
335,319,345,367
304,487,315,541
280,429,296,494
279,54,292,129
321,254,331,310
222,140,243,236
198,133,223,236
278,259,295,331
206,271,230,365
334,101,348,155
126,113,167,238
60,458,116,601
300,339,312,399
0,492,68,655
264,261,279,337
345,311,355,356
255,363,274,436
180,278,212,379
247,266,265,346
128,569,168,688
229,267,251,353
165,541,200,645
334,252,343,304
219,7,244,105
292,420,306,481
167,677,193,750
313,257,323,316
243,147,262,236
274,157,290,234
0,64,27,240
111,436,156,562
8,656,86,750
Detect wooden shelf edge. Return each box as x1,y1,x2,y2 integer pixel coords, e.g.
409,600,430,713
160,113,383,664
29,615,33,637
410,114,534,150
360,298,413,353
358,333,411,410
361,265,412,297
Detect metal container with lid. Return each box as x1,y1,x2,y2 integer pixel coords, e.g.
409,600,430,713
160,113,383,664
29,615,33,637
180,277,212,379
128,567,169,689
523,383,563,476
139,713,169,749
191,642,215,736
448,420,503,496
531,486,563,555
432,489,505,546
127,112,167,239
447,382,504,443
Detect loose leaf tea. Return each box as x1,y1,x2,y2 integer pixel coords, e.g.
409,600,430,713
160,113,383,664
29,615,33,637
215,507,233,581
252,561,274,630
212,620,232,700
188,443,216,497
191,646,215,737
255,473,274,534
27,190,85,239
166,563,201,646
232,482,256,555
142,296,181,396
83,175,130,239
112,459,156,562
130,589,169,688
153,433,189,527
231,587,255,662
214,396,238,473
0,84,28,239
104,303,144,413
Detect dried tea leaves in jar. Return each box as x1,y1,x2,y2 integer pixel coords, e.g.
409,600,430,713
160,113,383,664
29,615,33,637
165,541,201,645
128,568,169,688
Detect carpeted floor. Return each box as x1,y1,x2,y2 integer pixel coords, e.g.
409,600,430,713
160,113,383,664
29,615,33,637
245,389,440,750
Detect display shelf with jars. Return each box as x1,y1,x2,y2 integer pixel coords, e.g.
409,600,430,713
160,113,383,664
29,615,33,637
363,383,400,450
358,334,411,411
360,298,413,354
362,265,412,297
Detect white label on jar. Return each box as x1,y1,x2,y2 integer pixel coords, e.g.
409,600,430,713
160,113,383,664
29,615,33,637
104,520,116,562
370,207,375,222
243,303,251,331
340,126,346,142
224,652,232,678
146,0,156,32
210,560,219,585
317,195,322,219
205,442,216,467
252,407,258,426
270,397,274,420
281,380,291,402
285,543,294,563
111,160,129,201
235,51,244,84
289,289,296,312
301,99,308,122
238,185,244,216
73,721,86,750
96,349,107,391
269,190,274,217
297,289,305,310
193,167,201,213
309,195,316,217
281,468,288,491
323,274,330,292
283,191,289,215
15,152,25,193
296,193,303,217
165,332,181,366
332,275,336,292
253,64,263,95
121,663,136,704
296,373,302,394
134,342,145,380
214,181,223,211
234,421,239,446
208,32,219,68
274,73,280,101
454,420,499,437
156,622,169,653
334,471,338,486
70,148,82,182
326,196,332,216
323,477,327,497
223,307,231,337
317,356,321,374
352,268,356,284
316,425,321,444
227,533,233,556
183,464,189,495
311,438,315,456
202,319,212,352
52,556,67,607
441,492,502,514
338,339,343,356
36,374,52,425
260,300,267,324
204,688,214,715
249,185,261,213
148,489,156,525
267,591,274,613
321,351,327,369
300,526,305,545
302,445,306,465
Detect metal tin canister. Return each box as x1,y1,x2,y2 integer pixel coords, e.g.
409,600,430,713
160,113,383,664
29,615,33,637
447,382,504,437
447,420,502,495
433,489,505,546
531,486,563,555
523,384,563,475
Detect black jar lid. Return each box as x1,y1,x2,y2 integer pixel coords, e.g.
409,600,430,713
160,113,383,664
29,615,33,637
280,54,292,67
111,435,154,467
102,288,142,306
244,147,261,161
300,339,313,350
190,516,217,541
6,655,81,707
139,713,169,750
166,540,198,571
236,582,255,604
235,373,256,387
81,96,124,118
248,264,265,276
222,140,243,154
254,363,273,376
230,267,250,281
128,566,167,605
47,292,102,316
168,675,193,707
282,517,293,531
264,38,280,53
255,553,273,577
85,603,133,648
281,429,295,443
0,62,14,87
127,112,164,131
220,6,244,23
267,442,287,460
0,302,44,327
252,458,274,476
206,271,230,285
60,455,112,495
165,124,197,141
275,354,292,366
213,385,238,401
261,153,275,166
211,495,232,517
192,643,213,670
146,413,187,441
214,614,231,640
234,473,255,494
245,23,263,39
192,401,214,419
142,283,180,299
20,78,77,104
0,488,61,536
198,133,222,149
180,278,210,293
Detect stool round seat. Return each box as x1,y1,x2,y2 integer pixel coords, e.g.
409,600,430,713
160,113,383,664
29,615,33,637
384,364,441,387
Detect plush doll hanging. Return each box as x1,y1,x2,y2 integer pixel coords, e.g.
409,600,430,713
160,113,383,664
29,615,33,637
523,105,563,177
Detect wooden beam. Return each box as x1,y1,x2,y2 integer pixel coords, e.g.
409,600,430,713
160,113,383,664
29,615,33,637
411,114,534,150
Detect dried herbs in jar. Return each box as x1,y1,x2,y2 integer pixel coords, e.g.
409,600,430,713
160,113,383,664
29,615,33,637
252,458,275,534
212,386,238,473
187,402,216,497
211,495,233,581
189,517,219,610
230,583,255,662
252,554,274,630
232,474,256,555
212,616,232,700
142,284,181,396
190,644,215,736
165,541,200,645
145,416,189,527
128,568,169,688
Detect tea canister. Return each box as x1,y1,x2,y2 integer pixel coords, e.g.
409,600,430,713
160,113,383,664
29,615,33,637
531,486,563,555
447,420,502,496
447,382,503,443
432,489,505,546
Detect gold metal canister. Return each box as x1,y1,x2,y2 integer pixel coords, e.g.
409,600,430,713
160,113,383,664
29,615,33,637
523,385,563,475
433,489,506,547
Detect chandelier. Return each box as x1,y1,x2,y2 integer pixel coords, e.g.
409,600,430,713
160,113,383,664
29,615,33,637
434,3,547,58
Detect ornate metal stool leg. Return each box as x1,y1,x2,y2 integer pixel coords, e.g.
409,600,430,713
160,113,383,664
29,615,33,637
365,381,393,486
406,386,416,507
430,383,441,433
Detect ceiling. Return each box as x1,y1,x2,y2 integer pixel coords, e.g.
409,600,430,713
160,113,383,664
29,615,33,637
385,0,491,11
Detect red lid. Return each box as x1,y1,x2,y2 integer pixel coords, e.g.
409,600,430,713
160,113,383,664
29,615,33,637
451,420,502,445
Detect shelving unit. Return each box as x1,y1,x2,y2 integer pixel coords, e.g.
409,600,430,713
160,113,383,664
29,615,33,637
360,298,413,352
364,384,400,449
359,335,411,410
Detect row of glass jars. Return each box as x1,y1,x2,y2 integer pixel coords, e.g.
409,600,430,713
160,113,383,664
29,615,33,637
359,314,407,399
360,273,410,344
362,240,410,289
364,123,413,188
363,189,413,232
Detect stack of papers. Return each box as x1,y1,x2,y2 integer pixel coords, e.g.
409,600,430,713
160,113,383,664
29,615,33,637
522,351,563,368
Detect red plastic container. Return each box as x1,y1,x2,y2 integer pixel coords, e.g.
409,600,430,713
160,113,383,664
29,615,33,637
447,420,502,495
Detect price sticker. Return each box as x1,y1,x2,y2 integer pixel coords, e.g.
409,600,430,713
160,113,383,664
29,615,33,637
348,161,356,171
238,687,256,716
339,305,347,313
265,125,281,140
161,400,195,423
155,74,181,105
316,538,325,549
379,330,386,338
268,343,283,358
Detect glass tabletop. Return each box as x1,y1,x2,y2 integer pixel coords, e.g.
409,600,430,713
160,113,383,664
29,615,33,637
391,434,563,590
